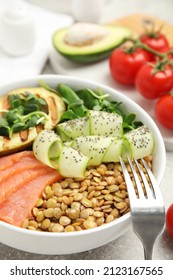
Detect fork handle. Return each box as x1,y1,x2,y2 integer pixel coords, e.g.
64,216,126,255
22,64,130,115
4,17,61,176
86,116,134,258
143,245,153,260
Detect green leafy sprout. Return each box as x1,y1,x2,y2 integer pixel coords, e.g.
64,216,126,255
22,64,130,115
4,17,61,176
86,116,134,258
53,83,142,132
0,91,48,138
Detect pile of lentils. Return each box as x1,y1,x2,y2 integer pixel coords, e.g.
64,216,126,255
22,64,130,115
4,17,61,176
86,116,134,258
23,156,152,232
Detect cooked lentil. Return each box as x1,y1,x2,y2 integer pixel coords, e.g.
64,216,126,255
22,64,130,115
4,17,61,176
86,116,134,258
23,157,152,232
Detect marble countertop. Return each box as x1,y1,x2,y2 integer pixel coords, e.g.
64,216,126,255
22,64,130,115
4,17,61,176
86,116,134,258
0,0,173,260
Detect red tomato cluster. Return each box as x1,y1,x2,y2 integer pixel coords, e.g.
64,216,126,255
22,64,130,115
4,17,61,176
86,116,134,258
109,31,173,131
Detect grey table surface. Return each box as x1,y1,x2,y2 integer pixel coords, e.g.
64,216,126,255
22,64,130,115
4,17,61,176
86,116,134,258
0,0,173,260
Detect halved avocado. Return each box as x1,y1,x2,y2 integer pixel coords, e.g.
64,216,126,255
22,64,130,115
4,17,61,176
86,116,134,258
52,25,132,63
0,87,65,156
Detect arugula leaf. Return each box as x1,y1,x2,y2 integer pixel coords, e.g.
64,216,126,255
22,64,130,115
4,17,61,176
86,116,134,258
24,104,39,114
58,84,87,118
36,98,47,107
133,121,143,128
39,80,61,96
12,122,26,133
76,88,125,117
0,117,12,137
26,116,39,128
24,91,35,100
76,89,100,109
9,95,21,109
60,109,78,122
0,127,11,137
6,110,21,124
93,104,102,111
0,117,9,127
124,113,136,124
68,100,84,110
123,113,143,133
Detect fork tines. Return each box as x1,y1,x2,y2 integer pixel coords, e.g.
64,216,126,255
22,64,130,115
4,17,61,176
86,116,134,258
119,156,162,201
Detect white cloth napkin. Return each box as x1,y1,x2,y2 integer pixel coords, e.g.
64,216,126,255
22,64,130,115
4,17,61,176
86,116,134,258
0,0,73,87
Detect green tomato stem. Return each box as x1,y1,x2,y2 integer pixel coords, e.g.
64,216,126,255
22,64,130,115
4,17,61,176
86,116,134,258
122,38,167,58
137,41,165,58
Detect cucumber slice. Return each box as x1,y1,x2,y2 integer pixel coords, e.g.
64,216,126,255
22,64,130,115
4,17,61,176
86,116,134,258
56,127,71,142
56,110,123,141
56,117,90,141
71,126,154,165
103,137,123,162
121,138,132,160
64,141,73,147
72,136,114,166
88,110,123,137
58,146,89,178
33,125,154,178
123,125,154,160
33,130,62,167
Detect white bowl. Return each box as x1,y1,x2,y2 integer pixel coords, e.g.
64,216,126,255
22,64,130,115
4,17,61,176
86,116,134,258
0,75,166,255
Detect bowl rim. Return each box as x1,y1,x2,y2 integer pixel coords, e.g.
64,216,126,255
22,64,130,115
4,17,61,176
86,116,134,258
0,211,131,237
0,74,166,237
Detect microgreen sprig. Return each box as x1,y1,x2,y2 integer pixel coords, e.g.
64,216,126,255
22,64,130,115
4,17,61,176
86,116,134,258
0,92,48,138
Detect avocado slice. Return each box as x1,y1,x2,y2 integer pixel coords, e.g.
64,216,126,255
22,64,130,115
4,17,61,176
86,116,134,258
52,24,132,63
0,87,65,156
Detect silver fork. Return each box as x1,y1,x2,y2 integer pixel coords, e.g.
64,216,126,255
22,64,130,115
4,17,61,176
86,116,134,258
119,157,165,260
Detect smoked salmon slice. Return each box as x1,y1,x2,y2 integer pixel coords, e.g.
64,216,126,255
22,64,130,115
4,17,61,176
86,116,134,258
0,167,54,204
0,169,62,227
0,151,33,171
0,151,55,204
0,156,45,183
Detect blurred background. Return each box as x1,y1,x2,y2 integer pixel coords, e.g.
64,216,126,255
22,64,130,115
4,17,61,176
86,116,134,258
27,0,173,22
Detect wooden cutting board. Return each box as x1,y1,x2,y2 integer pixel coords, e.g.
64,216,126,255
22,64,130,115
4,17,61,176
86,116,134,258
110,13,173,43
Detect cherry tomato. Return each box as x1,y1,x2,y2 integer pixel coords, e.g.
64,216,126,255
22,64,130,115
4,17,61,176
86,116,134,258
166,204,173,237
167,47,173,63
155,93,173,130
109,48,150,86
140,32,170,60
135,63,173,99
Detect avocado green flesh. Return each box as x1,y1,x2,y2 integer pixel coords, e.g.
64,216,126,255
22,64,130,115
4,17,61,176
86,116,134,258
52,26,132,63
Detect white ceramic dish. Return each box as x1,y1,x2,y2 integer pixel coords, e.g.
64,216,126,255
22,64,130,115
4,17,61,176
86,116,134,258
0,75,166,255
